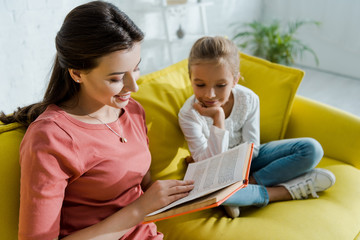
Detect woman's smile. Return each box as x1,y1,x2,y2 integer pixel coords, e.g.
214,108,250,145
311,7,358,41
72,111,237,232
115,93,131,102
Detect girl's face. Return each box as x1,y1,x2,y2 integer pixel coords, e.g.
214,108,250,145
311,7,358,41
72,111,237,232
76,43,141,110
190,62,238,108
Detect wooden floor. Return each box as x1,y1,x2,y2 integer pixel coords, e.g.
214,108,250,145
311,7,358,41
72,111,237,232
296,66,360,117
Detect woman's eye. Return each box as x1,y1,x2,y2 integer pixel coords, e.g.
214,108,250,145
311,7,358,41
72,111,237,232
109,77,123,83
196,84,205,87
134,67,140,72
217,84,227,88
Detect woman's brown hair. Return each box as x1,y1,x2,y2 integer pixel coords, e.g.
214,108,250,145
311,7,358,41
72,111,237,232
0,1,144,127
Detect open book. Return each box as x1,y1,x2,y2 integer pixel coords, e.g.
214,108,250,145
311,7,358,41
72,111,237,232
143,142,254,223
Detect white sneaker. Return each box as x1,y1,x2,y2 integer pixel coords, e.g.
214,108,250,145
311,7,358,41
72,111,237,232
223,206,240,218
278,168,335,200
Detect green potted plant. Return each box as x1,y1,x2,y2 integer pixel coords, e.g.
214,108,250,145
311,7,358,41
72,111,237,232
232,20,320,66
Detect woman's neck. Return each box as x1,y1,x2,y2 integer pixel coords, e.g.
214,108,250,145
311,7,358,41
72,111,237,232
60,98,121,124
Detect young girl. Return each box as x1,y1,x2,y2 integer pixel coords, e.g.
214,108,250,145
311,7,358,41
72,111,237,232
178,36,335,218
1,2,194,239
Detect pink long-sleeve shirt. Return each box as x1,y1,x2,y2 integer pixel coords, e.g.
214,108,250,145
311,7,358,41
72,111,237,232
18,99,163,240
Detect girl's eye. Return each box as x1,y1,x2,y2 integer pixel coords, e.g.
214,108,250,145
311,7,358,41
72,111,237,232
217,84,227,88
195,84,205,87
134,66,140,72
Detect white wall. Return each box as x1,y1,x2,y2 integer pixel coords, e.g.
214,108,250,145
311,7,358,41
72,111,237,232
1,0,359,115
261,0,360,80
0,0,91,114
133,0,262,74
0,0,261,114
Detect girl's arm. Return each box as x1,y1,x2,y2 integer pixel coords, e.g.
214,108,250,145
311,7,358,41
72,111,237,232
193,102,225,129
241,93,260,157
179,101,229,162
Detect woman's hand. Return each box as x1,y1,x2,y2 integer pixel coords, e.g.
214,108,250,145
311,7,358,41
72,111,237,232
61,179,193,240
138,179,194,215
193,102,225,129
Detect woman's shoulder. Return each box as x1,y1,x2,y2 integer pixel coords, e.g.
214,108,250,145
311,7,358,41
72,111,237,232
21,106,76,154
25,105,73,139
30,105,68,128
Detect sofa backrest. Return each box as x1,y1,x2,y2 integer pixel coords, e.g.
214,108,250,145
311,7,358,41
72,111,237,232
132,53,304,180
0,53,304,239
0,123,25,239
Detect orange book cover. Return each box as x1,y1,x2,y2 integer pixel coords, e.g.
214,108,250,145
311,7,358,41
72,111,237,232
143,142,254,223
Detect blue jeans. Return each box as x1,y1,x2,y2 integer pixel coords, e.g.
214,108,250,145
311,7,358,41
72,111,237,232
223,137,324,207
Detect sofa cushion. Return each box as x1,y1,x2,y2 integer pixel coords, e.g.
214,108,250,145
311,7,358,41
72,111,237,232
239,53,303,143
0,123,26,240
132,60,192,180
132,53,303,180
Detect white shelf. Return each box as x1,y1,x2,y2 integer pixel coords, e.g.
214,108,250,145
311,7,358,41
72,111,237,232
161,1,213,63
162,2,213,9
128,1,212,13
136,1,213,67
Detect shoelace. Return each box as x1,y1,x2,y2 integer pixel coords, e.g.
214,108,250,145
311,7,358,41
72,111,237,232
289,179,319,200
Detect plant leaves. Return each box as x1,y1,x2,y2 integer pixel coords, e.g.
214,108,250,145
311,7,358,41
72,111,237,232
231,19,320,66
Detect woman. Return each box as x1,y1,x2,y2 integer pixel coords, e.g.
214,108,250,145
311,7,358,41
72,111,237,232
1,1,193,239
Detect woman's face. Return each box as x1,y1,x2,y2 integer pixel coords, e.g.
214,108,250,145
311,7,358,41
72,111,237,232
77,43,141,110
190,62,238,108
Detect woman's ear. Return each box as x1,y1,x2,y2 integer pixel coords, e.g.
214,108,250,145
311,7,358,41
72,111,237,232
68,69,82,83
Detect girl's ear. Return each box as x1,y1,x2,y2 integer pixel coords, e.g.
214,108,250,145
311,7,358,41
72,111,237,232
233,72,240,86
68,69,83,83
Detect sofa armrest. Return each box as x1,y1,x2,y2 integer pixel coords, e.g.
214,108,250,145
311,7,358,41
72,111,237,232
285,95,360,169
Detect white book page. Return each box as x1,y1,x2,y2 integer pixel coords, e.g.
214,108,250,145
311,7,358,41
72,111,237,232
147,142,250,216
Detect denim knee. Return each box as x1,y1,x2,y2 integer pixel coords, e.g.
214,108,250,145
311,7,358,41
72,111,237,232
299,138,324,170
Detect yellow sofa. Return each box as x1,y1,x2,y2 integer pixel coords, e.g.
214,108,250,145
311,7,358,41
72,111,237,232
1,53,360,239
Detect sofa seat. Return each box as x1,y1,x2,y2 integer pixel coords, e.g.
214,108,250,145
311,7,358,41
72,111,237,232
154,156,360,240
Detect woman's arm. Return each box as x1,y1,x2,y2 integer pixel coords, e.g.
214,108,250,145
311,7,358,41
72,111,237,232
20,122,194,240
63,178,194,240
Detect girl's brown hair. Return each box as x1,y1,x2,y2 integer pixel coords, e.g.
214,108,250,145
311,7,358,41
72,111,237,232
0,1,144,127
188,36,240,78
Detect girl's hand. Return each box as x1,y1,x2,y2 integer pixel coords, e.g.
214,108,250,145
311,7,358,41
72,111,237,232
193,102,225,129
138,179,194,215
